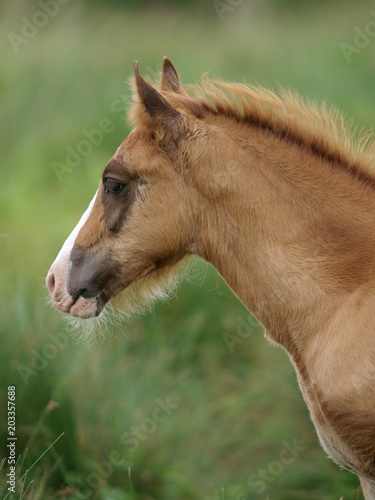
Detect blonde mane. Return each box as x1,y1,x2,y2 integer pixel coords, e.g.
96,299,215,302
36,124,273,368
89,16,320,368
130,74,375,186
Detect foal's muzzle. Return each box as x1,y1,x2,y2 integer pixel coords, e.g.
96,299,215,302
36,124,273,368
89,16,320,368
67,244,116,312
46,244,116,318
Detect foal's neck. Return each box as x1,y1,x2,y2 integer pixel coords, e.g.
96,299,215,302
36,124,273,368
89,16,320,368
199,124,375,348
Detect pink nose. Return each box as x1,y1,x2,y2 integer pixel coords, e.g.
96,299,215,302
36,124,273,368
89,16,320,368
46,268,56,296
46,265,74,313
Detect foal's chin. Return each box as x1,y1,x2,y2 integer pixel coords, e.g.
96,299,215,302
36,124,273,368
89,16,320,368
58,294,113,344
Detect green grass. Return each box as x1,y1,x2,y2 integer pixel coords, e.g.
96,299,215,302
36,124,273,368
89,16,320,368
0,0,373,498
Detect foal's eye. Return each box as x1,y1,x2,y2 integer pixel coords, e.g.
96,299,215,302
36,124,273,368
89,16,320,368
103,178,127,195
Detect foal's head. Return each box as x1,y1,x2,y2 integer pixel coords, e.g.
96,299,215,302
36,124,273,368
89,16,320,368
46,58,210,322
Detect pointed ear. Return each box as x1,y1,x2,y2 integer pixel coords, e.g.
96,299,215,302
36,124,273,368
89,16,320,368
134,61,179,120
161,57,184,93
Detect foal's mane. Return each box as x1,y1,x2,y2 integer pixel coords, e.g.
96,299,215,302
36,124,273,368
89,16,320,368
130,74,375,186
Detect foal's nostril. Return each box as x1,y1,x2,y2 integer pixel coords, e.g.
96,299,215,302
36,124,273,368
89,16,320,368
46,269,56,296
46,262,75,313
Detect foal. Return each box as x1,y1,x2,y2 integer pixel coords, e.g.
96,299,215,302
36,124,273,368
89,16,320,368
47,58,375,498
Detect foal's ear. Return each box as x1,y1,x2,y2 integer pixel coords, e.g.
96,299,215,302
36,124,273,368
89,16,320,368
161,57,184,93
134,61,179,121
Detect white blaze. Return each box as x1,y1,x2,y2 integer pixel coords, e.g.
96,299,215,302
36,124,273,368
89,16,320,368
53,189,98,266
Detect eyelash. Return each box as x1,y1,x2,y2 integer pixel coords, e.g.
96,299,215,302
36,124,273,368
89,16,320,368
103,178,127,195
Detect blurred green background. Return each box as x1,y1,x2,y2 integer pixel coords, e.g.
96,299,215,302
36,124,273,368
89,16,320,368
0,0,374,498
